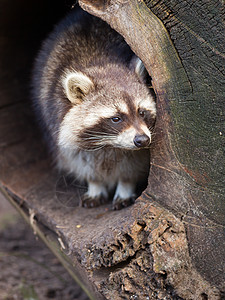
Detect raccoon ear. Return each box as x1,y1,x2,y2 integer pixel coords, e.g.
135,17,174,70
131,57,148,83
63,72,94,104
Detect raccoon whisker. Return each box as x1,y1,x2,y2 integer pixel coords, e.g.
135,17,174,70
107,127,120,134
85,127,122,135
80,136,116,141
149,138,164,147
150,132,157,138
81,134,114,139
82,131,116,137
52,129,61,138
79,145,106,152
80,136,102,140
82,131,103,136
148,127,156,133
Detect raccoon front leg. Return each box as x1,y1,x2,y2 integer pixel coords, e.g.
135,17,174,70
81,181,108,208
112,181,136,210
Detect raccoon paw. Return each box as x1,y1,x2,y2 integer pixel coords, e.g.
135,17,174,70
81,193,107,208
112,195,136,210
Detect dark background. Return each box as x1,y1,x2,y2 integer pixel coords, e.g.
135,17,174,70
0,1,89,299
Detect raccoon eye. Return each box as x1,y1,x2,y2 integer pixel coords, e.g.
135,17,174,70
111,117,122,123
138,109,145,118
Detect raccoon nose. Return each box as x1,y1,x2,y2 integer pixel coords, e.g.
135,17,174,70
134,134,150,148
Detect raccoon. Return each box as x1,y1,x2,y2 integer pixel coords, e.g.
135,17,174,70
32,8,156,210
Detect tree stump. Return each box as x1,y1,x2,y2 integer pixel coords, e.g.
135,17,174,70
0,0,224,299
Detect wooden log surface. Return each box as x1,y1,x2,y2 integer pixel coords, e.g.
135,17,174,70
0,0,224,299
78,0,225,296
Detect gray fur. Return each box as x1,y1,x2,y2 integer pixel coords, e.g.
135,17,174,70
32,8,156,210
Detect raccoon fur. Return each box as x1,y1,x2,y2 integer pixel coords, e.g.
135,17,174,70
32,8,156,210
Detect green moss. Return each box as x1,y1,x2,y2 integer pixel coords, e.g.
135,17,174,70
19,282,39,300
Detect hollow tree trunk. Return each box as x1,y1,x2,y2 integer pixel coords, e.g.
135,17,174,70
0,0,224,299
79,0,225,295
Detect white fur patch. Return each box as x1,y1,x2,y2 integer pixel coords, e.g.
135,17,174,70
117,102,129,114
113,181,135,200
57,147,92,180
138,97,156,116
87,181,108,198
113,125,151,149
140,124,151,141
114,127,137,149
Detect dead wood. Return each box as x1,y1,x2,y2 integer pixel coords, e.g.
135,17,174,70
0,0,224,299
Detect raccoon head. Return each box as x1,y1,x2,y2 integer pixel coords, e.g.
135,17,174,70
59,61,156,151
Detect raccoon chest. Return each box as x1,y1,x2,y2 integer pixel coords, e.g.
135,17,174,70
77,149,126,181
59,147,148,184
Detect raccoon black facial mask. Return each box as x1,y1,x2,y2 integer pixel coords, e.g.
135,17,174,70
32,7,156,210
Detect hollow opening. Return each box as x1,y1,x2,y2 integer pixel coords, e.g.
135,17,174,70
0,0,78,190
0,0,73,156
0,1,155,209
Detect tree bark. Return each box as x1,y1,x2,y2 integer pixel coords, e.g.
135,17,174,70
79,0,225,294
0,0,224,299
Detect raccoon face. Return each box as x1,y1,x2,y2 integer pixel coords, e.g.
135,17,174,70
59,63,156,151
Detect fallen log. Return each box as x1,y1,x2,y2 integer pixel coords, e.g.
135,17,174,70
0,0,224,299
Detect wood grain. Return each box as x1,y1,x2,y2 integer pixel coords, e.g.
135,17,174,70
0,0,224,299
